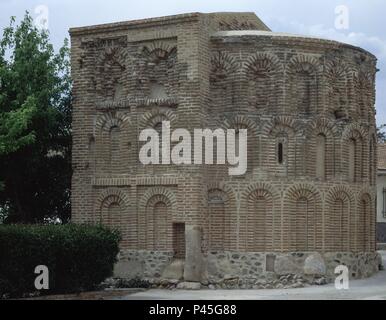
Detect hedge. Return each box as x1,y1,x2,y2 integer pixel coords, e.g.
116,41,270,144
0,224,121,298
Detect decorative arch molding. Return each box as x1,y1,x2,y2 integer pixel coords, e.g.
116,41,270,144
303,117,339,179
139,108,178,129
94,111,133,175
206,181,235,205
95,188,130,212
283,183,323,251
210,51,239,80
241,181,281,203
221,115,258,135
356,190,374,252
243,52,283,113
324,58,351,80
357,191,373,221
94,44,128,99
358,70,376,90
342,123,368,141
206,187,229,252
351,69,376,118
287,54,321,74
146,194,172,208
209,51,239,115
356,187,375,203
237,181,281,252
307,116,339,138
283,183,322,203
324,58,350,114
204,182,237,252
139,187,177,213
244,52,283,75
287,54,321,115
325,185,355,204
95,187,137,249
358,70,376,115
140,187,175,252
261,116,297,137
95,111,132,133
140,41,177,60
95,46,127,71
325,184,356,250
136,40,178,102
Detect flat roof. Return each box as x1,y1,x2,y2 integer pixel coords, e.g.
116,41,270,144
211,30,376,58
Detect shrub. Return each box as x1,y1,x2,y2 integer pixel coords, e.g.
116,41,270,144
0,224,121,298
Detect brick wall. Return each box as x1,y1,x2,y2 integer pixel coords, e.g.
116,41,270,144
70,12,377,259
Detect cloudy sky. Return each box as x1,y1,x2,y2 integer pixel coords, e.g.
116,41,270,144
1,0,385,126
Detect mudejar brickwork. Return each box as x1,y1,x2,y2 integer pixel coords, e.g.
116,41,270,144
70,12,381,287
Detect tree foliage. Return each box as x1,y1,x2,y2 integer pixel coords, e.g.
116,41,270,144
0,13,72,223
0,224,120,298
378,125,386,143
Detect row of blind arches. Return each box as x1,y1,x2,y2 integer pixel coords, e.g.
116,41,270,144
99,188,374,253
276,132,375,183
91,127,376,188
206,189,373,253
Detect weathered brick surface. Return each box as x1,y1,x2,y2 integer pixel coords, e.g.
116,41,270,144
70,12,378,280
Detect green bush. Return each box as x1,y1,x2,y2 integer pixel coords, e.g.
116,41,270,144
0,224,121,298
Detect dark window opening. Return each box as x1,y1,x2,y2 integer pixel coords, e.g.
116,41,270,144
278,142,284,164
334,109,346,120
173,223,185,259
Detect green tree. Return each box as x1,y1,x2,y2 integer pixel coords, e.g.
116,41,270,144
0,14,72,223
378,125,386,143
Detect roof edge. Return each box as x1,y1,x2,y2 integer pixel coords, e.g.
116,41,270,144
69,11,270,36
211,30,377,59
69,12,202,36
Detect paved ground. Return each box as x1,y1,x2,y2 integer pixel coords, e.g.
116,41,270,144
118,251,386,301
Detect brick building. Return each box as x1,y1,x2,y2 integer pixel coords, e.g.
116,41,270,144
377,144,386,244
70,12,380,285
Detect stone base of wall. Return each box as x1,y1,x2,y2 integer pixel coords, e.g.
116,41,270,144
206,251,381,284
114,250,174,279
113,250,382,289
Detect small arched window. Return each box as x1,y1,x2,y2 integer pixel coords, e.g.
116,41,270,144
235,130,240,158
278,142,284,164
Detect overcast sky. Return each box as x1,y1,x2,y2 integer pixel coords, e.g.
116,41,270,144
1,0,385,126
